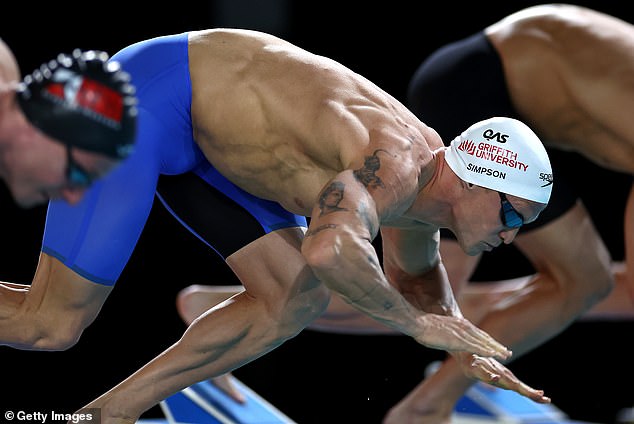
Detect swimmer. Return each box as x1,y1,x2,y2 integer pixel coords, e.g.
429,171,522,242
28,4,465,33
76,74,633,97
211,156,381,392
387,5,634,422
0,39,137,207
181,6,634,423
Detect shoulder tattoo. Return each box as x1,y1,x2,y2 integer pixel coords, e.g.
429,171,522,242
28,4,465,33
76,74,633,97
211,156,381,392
353,149,389,189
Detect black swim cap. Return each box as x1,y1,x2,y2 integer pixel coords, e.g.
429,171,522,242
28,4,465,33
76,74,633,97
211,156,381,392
17,49,137,159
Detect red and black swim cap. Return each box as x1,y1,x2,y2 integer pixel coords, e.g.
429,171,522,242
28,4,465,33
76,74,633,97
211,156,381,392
17,49,137,159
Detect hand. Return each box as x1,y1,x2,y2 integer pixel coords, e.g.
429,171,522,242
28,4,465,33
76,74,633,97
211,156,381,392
210,373,246,403
453,351,551,403
414,314,512,360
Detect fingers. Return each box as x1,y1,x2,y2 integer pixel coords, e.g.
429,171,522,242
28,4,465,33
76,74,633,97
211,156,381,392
494,381,551,404
418,315,513,359
467,356,551,404
482,377,551,404
450,317,512,360
464,325,513,360
512,382,551,404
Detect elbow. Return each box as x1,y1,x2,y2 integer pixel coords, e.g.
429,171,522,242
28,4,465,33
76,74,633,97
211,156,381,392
302,232,342,276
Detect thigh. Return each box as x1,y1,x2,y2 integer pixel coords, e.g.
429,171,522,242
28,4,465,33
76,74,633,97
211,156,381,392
514,200,612,290
226,227,320,298
226,227,329,326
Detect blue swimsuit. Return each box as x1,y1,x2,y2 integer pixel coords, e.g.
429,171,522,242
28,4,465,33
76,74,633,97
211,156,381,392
41,32,307,286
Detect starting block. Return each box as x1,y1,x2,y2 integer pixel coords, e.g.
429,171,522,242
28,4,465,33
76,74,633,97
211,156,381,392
139,370,598,423
138,375,296,424
453,381,598,424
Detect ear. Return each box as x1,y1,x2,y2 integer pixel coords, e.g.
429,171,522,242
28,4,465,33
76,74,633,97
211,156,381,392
0,81,20,102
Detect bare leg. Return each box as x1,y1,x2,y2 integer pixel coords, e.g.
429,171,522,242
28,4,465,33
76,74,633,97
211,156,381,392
176,284,245,325
176,285,247,403
80,227,331,423
578,184,634,320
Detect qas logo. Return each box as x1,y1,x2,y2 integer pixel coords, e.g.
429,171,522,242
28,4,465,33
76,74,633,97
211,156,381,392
483,129,509,143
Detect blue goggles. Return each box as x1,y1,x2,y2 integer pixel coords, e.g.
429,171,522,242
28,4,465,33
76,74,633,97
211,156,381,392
66,146,94,187
499,192,524,228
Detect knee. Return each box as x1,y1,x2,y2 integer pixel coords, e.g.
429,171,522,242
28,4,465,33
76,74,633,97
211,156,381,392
42,332,81,351
175,284,204,324
301,282,331,321
278,277,331,337
22,321,82,351
595,272,616,301
176,284,245,325
584,266,615,306
562,266,614,312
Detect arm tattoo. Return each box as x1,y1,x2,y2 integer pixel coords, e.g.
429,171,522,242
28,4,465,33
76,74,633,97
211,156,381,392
353,149,388,189
318,181,348,216
305,223,337,238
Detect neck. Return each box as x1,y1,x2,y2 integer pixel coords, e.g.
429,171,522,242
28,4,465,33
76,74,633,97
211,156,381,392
406,148,458,227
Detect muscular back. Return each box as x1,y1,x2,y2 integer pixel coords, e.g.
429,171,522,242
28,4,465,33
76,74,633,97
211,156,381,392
187,29,438,216
486,4,634,173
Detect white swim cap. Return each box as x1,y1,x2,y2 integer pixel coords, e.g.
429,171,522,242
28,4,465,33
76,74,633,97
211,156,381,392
444,117,553,203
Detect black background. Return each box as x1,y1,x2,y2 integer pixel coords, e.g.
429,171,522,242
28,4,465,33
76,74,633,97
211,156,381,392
1,2,633,423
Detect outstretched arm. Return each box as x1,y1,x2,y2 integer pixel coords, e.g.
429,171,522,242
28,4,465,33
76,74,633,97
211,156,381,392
301,169,510,358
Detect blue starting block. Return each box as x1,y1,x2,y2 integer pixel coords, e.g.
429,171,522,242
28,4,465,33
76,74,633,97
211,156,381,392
138,375,296,424
453,381,598,424
138,371,598,423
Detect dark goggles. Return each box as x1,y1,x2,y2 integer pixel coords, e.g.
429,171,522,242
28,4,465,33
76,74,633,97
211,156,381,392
66,146,94,187
499,192,524,228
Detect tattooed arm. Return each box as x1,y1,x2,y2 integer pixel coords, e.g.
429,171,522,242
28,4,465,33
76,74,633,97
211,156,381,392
301,154,510,357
